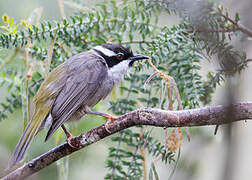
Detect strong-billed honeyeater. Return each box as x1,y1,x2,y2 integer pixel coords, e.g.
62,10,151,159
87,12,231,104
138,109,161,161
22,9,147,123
8,43,149,168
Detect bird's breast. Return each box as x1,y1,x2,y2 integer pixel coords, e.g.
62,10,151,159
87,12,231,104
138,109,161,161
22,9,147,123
86,75,114,107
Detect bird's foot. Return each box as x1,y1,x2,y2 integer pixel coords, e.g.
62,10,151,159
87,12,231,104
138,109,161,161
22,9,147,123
61,125,79,149
83,106,117,133
66,135,79,149
104,114,117,133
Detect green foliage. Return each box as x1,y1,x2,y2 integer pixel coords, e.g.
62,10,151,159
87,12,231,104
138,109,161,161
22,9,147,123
149,162,159,180
176,1,247,104
0,71,22,120
105,130,175,179
0,0,250,179
0,14,18,35
143,25,204,108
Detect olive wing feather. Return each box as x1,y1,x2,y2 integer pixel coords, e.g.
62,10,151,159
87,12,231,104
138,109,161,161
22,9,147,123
8,61,67,168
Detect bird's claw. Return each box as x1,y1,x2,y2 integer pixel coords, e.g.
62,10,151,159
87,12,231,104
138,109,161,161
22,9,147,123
61,125,79,149
104,115,117,133
66,135,79,149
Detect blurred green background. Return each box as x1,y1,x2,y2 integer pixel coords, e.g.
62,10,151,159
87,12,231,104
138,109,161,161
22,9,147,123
0,0,252,180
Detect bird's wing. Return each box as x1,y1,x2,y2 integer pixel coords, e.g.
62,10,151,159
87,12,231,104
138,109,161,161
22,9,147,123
45,54,107,140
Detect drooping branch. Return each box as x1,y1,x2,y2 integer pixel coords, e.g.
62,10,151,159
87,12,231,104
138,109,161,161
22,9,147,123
2,101,252,180
218,10,252,37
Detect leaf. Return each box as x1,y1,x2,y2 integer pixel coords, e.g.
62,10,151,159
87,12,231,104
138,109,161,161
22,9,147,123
56,156,69,180
149,168,153,180
10,18,14,26
151,162,159,180
111,87,117,101
7,83,13,91
235,12,240,22
2,14,10,24
12,25,18,34
0,26,8,30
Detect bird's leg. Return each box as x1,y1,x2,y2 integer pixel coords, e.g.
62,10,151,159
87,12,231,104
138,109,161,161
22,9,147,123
214,125,219,135
88,111,116,133
61,124,78,149
84,106,117,133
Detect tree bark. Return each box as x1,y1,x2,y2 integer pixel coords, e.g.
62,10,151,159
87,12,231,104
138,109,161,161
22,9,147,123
2,101,252,180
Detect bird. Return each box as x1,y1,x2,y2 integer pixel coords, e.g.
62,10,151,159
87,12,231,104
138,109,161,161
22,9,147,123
8,43,149,168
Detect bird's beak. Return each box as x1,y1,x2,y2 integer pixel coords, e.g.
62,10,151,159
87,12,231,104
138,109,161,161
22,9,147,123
128,54,149,67
130,54,149,61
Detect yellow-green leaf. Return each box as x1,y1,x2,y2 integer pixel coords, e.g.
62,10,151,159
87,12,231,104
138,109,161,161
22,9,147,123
2,14,10,24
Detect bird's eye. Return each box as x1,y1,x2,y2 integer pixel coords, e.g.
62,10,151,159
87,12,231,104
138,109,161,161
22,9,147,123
116,53,124,61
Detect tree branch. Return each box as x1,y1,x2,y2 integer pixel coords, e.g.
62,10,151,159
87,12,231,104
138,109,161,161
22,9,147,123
217,9,252,37
2,102,252,180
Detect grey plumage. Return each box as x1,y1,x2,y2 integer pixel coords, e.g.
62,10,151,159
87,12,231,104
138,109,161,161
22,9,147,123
8,43,148,168
45,50,112,140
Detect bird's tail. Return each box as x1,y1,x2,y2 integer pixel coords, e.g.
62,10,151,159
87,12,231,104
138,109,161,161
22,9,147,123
8,119,43,169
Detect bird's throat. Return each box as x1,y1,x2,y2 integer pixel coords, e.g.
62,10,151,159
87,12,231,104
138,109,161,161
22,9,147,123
108,60,131,85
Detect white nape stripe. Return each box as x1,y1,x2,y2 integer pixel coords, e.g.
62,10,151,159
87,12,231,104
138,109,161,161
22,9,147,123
93,46,116,57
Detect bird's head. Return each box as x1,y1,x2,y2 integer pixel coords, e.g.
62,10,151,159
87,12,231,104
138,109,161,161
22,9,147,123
93,43,149,68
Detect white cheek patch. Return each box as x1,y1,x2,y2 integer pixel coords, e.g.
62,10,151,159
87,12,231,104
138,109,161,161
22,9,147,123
93,46,116,57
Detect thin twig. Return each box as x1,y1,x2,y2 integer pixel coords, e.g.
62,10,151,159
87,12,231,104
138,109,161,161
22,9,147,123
193,28,235,33
58,0,66,19
44,39,55,79
146,59,190,143
121,40,155,45
139,129,147,180
168,148,181,180
144,71,159,89
215,8,252,37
